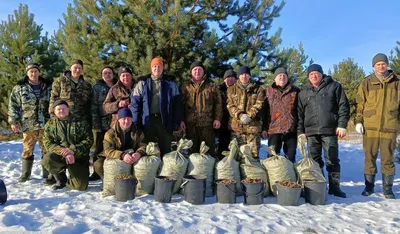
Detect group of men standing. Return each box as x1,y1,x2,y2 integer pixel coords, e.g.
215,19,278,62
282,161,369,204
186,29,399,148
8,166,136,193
7,53,397,199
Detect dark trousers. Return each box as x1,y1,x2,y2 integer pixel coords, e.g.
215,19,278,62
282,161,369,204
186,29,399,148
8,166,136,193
93,156,106,179
217,128,231,160
307,135,340,173
186,125,216,157
42,153,89,191
144,115,172,156
268,132,297,163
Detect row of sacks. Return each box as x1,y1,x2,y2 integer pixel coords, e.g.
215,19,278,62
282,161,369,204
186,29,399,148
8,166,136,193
102,137,326,198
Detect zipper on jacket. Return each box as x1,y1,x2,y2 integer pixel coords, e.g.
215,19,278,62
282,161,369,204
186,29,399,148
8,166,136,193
380,82,387,131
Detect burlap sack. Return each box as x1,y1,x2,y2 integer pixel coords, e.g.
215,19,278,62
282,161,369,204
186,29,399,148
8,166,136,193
102,158,132,197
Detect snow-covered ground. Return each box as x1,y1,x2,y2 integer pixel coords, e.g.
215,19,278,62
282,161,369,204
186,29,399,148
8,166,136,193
0,138,399,234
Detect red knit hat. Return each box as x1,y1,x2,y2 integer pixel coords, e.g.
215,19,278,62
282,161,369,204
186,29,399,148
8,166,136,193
151,57,164,69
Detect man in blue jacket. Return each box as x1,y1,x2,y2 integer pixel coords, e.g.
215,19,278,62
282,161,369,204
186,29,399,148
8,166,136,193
131,57,182,156
298,64,350,198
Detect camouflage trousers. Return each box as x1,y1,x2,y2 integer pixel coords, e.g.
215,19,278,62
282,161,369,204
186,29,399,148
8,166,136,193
22,129,46,159
363,130,396,175
231,131,261,158
186,125,216,157
42,153,89,191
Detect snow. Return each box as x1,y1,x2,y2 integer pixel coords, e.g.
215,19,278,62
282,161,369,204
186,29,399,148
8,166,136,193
0,138,399,234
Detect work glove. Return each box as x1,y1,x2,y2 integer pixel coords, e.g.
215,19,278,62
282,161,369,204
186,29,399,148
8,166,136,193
355,123,364,134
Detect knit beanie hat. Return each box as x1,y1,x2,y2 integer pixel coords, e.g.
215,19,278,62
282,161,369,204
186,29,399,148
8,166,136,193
118,108,133,120
151,57,164,69
26,63,40,72
118,67,133,77
372,53,389,66
70,59,84,68
53,100,69,109
190,61,204,71
223,69,237,79
238,66,251,77
274,67,288,77
307,64,324,76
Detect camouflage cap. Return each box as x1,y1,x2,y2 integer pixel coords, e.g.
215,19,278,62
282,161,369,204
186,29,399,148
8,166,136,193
26,63,40,72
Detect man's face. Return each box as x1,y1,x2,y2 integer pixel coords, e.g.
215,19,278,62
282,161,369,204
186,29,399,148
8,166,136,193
374,61,388,75
54,104,69,120
239,73,251,85
191,66,204,82
102,68,114,83
71,64,83,78
224,76,236,87
151,64,163,77
118,117,133,129
27,68,40,82
120,72,132,88
275,73,288,87
308,71,323,87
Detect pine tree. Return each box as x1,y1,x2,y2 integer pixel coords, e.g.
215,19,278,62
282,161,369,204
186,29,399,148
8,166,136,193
55,0,286,84
328,58,365,119
0,4,65,128
266,42,311,87
389,41,400,74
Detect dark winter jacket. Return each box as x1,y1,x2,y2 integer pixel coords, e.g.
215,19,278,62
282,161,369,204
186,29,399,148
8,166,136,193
297,75,350,136
264,83,300,134
218,83,232,130
91,79,117,131
355,71,400,133
131,74,182,133
8,76,52,132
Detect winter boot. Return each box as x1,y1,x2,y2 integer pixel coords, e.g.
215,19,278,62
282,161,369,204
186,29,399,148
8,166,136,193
52,171,67,190
328,172,347,198
88,172,101,181
42,165,49,179
382,174,395,199
18,156,34,183
361,174,375,196
43,174,57,186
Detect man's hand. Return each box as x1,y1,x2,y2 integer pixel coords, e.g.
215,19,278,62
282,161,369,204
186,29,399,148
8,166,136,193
61,148,74,157
213,120,221,129
239,114,252,125
65,154,75,164
118,100,129,108
131,152,142,163
180,121,186,131
336,127,347,138
11,124,21,133
355,123,364,134
123,153,134,164
261,131,268,138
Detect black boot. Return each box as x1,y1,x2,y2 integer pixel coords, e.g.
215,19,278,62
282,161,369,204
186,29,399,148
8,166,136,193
88,172,101,181
328,172,347,198
42,166,49,179
382,174,395,199
18,156,34,183
43,174,57,186
52,171,67,190
361,174,375,196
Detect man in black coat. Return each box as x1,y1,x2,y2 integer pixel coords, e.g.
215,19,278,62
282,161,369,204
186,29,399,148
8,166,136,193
297,64,350,198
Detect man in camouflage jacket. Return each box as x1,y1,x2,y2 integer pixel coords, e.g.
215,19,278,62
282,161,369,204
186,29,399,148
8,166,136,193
103,108,146,164
103,67,135,127
227,66,265,158
90,66,117,180
8,63,52,183
49,59,92,123
180,61,222,157
42,100,92,191
355,53,398,199
262,68,299,163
